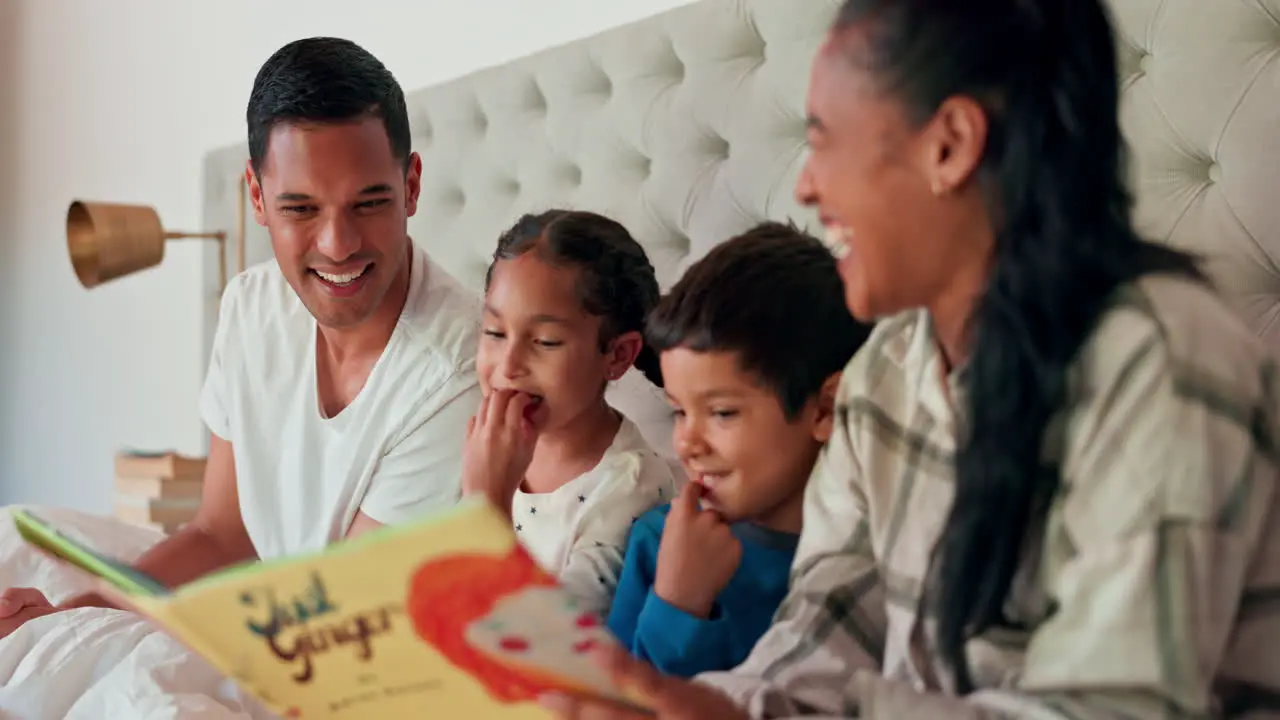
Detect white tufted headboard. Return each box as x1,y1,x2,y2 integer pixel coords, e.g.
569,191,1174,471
200,0,1280,465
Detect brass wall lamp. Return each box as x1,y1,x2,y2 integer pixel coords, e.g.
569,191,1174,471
66,177,247,291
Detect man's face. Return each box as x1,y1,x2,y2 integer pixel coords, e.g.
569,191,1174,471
246,116,422,329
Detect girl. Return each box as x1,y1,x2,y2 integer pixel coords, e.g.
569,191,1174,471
542,0,1280,717
461,209,678,615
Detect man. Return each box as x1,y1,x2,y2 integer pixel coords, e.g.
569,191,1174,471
0,37,481,637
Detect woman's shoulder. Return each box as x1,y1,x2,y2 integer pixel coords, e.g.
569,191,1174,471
1051,272,1280,547
832,308,935,415
1084,273,1279,407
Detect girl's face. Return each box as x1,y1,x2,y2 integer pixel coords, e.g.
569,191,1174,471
478,253,634,432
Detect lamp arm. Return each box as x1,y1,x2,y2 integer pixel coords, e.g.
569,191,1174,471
167,175,247,294
162,231,228,289
163,231,224,240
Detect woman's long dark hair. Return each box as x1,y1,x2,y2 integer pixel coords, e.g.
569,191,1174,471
833,0,1202,691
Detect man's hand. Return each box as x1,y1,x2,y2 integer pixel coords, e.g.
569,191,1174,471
0,434,253,644
0,588,57,640
126,433,257,589
653,483,742,618
538,645,748,720
461,390,540,515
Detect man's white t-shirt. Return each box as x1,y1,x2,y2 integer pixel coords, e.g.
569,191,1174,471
199,242,483,559
511,415,678,612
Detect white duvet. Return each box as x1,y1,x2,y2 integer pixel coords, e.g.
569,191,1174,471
0,506,274,720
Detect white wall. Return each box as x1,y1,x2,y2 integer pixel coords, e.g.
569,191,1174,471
0,0,696,512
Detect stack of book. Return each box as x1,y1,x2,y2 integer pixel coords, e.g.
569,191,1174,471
113,450,206,534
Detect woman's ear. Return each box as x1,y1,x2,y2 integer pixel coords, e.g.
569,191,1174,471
922,94,988,196
605,330,644,381
811,371,843,443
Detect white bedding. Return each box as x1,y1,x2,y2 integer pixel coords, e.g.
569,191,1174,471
0,506,273,720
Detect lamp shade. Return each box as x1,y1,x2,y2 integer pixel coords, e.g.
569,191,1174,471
66,200,166,289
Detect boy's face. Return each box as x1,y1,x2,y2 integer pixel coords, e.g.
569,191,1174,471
660,347,829,532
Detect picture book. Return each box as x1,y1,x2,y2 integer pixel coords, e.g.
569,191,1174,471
9,498,653,719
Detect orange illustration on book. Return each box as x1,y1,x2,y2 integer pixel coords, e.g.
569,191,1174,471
406,543,617,704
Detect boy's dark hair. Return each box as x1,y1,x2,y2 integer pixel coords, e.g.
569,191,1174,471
246,37,411,176
485,209,664,388
646,221,872,419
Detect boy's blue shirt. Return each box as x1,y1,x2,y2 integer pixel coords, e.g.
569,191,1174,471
605,503,799,678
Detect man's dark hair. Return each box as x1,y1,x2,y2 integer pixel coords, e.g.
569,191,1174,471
646,221,873,419
246,37,412,176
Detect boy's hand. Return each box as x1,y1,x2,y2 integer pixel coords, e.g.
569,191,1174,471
653,483,742,618
461,390,540,517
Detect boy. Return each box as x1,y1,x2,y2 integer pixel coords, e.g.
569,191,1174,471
605,221,873,678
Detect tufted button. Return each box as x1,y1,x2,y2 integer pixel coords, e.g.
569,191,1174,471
472,257,492,281
528,81,547,114
669,47,686,83
738,19,767,61
639,155,653,178
595,69,614,99
1208,162,1223,184
563,163,582,187
474,107,489,136
501,177,521,197
671,231,691,256
411,107,434,141
443,187,465,211
1138,51,1154,76
704,134,730,159
1113,39,1144,84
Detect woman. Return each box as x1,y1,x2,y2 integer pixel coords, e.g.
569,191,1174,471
541,0,1280,718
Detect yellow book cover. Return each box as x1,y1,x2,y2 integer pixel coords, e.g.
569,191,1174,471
9,498,653,718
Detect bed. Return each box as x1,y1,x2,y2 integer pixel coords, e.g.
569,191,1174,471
2,0,1277,716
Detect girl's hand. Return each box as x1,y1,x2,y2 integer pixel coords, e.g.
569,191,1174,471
538,645,748,720
461,389,540,516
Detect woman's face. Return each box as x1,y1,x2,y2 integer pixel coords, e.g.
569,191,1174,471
795,30,993,324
